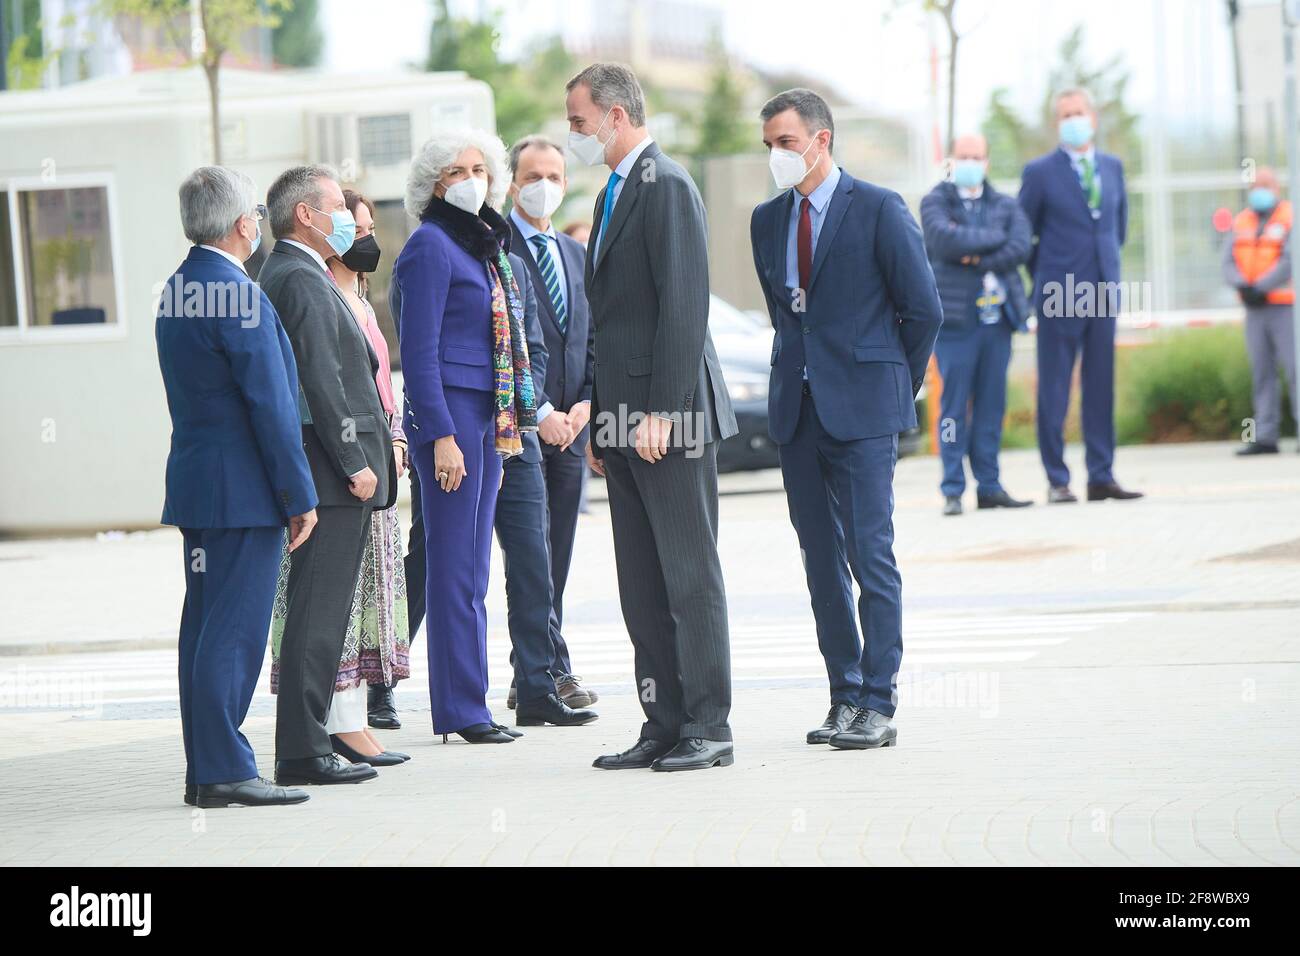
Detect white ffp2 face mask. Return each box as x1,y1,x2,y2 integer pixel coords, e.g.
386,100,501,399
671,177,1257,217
568,109,614,166
443,175,489,215
768,131,825,191
516,179,565,220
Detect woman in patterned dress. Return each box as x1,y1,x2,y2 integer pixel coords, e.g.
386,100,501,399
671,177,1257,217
270,189,410,767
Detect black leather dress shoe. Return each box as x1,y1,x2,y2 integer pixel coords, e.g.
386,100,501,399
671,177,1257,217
592,737,675,770
275,753,378,785
1087,481,1144,501
942,495,962,516
977,489,1033,509
196,777,310,808
828,709,897,750
330,734,409,767
1047,485,1078,504
1236,442,1278,456
651,738,734,771
367,683,401,730
807,702,858,744
516,693,599,727
184,785,196,806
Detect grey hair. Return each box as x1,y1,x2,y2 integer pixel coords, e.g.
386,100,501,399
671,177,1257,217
267,163,338,240
1055,87,1095,111
178,166,256,245
761,88,836,153
509,134,566,178
405,128,509,219
566,62,646,128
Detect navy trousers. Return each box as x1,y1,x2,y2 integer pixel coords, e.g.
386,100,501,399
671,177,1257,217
779,392,902,716
540,446,586,675
1036,314,1117,487
934,320,1013,497
178,525,283,785
495,455,561,704
410,386,502,733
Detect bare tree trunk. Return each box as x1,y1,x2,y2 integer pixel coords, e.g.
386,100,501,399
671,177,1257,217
1227,0,1247,193
205,60,222,164
947,27,958,154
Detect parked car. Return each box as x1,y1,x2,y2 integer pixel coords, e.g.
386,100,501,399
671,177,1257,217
709,294,924,472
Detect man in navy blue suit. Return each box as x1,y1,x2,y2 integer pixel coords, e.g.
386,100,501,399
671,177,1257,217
504,134,598,713
750,90,943,751
1019,88,1143,503
156,166,318,808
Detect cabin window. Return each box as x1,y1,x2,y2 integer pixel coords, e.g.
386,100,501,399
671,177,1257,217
1,176,123,341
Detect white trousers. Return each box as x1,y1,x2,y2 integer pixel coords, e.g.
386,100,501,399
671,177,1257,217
324,683,367,735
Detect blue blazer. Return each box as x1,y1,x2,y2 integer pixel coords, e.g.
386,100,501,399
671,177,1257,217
920,179,1032,331
393,219,496,444
750,170,944,444
508,219,595,458
155,246,317,529
1018,148,1128,315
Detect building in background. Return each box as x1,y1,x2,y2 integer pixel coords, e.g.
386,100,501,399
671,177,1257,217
0,65,493,534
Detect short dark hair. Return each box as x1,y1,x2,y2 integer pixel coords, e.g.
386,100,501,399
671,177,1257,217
760,88,835,153
566,62,647,128
509,135,566,178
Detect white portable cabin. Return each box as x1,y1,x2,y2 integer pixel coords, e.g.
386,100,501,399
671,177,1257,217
0,67,494,534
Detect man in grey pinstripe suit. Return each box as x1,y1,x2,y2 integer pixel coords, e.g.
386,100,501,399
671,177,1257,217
565,63,740,772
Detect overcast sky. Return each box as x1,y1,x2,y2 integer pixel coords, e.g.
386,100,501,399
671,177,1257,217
320,0,1241,138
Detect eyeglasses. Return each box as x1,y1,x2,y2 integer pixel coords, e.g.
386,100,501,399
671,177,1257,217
251,203,267,222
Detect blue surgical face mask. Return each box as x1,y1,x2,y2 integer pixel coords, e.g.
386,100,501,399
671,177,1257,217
245,216,262,258
308,205,356,256
952,159,986,189
1248,187,1278,213
1059,115,1094,149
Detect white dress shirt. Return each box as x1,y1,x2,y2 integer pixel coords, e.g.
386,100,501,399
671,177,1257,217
198,243,247,273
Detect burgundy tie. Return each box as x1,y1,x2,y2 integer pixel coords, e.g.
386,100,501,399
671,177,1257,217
797,197,813,291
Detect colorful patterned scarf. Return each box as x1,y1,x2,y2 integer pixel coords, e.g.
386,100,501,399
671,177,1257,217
488,250,537,457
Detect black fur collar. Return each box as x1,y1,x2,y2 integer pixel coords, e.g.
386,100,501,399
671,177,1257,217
421,195,512,262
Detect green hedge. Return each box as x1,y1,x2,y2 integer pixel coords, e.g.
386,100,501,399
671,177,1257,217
1115,325,1293,444
915,324,1294,449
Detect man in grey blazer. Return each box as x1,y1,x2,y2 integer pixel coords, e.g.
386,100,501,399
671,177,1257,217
565,63,739,772
258,165,396,786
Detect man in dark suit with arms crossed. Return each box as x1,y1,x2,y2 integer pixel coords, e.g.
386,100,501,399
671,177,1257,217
565,62,739,772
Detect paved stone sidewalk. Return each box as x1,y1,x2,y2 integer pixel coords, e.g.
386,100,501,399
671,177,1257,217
0,441,1296,865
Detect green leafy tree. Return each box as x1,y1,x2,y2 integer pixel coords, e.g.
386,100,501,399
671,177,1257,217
424,0,574,146
5,0,55,90
99,0,292,163
271,0,320,68
692,35,752,162
982,23,1141,179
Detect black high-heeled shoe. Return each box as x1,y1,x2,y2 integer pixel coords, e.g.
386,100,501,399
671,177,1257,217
330,734,409,767
441,723,515,744
491,720,523,739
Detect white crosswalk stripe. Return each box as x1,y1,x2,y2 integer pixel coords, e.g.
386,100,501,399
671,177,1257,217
0,612,1145,713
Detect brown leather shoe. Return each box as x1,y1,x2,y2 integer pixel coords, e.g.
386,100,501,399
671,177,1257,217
556,674,597,708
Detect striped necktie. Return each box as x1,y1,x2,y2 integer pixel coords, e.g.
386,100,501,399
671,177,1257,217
530,235,567,330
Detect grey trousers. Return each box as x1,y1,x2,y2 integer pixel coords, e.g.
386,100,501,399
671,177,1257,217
602,442,733,743
1244,304,1298,444
275,504,372,761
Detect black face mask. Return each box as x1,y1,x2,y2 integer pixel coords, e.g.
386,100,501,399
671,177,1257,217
340,233,381,273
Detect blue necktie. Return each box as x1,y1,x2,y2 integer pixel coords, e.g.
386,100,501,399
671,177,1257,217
531,235,567,331
595,170,623,259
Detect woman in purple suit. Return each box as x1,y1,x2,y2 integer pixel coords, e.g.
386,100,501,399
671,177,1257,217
393,129,538,744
